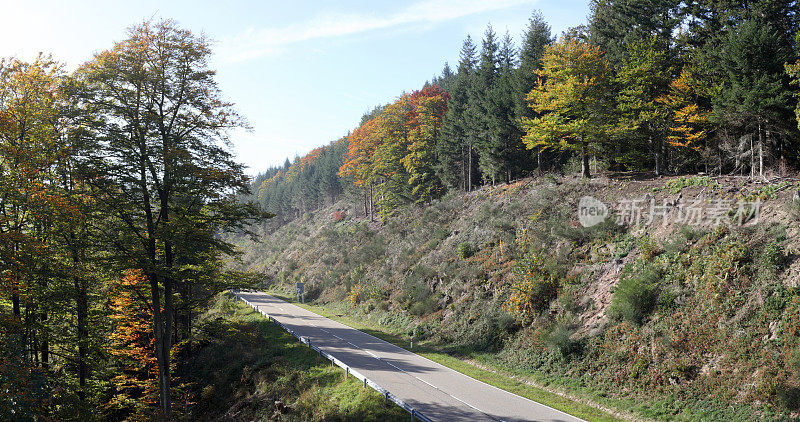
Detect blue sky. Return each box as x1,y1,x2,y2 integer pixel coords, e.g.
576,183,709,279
0,0,589,175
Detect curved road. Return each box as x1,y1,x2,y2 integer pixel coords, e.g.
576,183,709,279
234,290,585,422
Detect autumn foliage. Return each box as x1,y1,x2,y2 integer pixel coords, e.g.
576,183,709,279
106,270,158,418
340,85,449,215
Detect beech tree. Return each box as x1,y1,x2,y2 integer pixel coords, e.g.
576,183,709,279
522,38,615,178
0,54,68,419
404,87,448,202
615,36,675,174
74,20,258,418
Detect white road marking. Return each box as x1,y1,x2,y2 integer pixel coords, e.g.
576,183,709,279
237,294,583,422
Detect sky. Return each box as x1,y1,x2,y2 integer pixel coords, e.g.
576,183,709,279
0,0,590,176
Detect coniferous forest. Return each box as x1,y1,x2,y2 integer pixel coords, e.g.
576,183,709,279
3,1,800,421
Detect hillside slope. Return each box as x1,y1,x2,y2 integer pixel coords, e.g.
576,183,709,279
229,174,800,420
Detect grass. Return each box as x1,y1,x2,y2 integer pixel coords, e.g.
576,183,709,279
185,293,407,421
266,288,626,422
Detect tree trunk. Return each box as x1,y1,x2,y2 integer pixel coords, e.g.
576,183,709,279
581,144,590,178
150,274,172,420
537,151,542,176
12,243,20,318
758,121,764,178
468,143,473,192
75,275,88,402
12,290,20,317
462,146,467,192
40,309,48,369
750,133,755,178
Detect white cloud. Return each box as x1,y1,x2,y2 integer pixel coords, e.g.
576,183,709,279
219,0,536,62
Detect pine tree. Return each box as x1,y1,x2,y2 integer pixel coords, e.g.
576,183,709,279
712,19,794,177
469,25,502,184
787,32,800,132
492,32,527,182
589,0,681,66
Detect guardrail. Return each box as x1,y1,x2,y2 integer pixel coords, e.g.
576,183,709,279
234,291,434,422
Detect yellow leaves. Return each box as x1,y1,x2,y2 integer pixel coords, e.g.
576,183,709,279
504,252,559,321
657,68,712,149
522,38,613,154
107,269,160,412
348,282,364,305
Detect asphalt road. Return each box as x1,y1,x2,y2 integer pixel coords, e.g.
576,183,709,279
234,290,585,422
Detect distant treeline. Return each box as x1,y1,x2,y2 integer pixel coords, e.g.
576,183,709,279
252,2,800,221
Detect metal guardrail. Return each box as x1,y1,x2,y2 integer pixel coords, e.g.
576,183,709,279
235,292,434,422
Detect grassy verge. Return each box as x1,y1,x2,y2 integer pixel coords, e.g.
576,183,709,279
183,292,407,421
266,288,627,422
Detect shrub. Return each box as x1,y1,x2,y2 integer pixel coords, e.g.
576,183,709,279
546,319,583,358
504,252,559,321
457,242,475,259
664,175,715,194
348,283,364,305
331,210,346,222
638,236,663,261
759,242,785,274
609,266,661,324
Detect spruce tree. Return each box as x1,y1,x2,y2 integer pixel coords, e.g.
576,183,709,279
468,25,501,184
516,11,554,172
438,36,477,191
712,18,794,177
589,0,681,66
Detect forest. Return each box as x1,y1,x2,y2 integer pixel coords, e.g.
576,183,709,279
3,0,800,420
0,20,266,420
252,1,800,222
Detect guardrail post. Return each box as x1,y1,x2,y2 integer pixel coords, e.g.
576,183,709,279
411,409,415,421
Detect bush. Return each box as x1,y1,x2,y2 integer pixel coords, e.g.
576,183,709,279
331,210,346,222
609,266,661,324
759,242,785,274
504,252,559,321
664,175,715,194
546,319,583,358
457,242,475,259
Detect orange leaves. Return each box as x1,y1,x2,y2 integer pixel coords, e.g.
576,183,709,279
657,68,712,149
107,269,159,413
340,85,448,205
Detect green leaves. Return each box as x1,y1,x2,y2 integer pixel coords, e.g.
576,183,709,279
522,39,615,177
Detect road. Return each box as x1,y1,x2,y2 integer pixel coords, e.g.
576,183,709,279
234,290,585,422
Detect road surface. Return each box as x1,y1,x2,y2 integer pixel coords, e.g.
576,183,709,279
234,290,585,422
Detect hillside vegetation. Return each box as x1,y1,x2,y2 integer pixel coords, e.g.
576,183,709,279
231,174,800,420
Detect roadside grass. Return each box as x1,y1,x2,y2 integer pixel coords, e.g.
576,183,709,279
266,288,626,422
185,293,407,421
